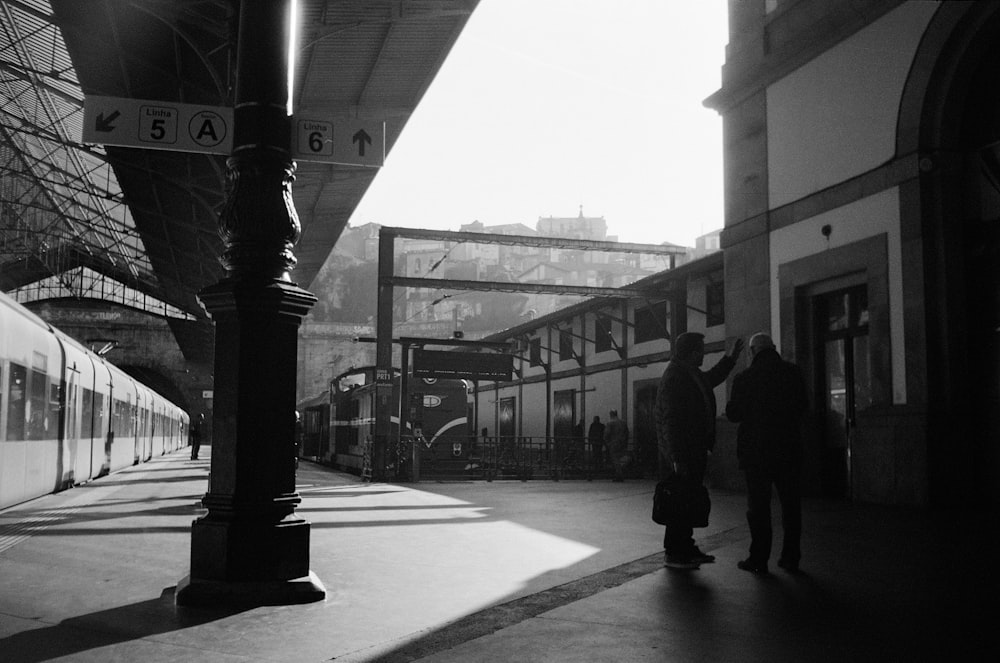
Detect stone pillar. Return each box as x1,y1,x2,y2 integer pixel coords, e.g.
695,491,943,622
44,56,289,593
175,0,325,607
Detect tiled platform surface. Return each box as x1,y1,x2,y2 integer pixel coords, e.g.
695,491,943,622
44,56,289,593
0,447,992,662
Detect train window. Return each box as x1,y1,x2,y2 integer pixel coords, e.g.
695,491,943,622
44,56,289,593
48,381,61,439
113,399,126,437
82,388,95,440
93,392,105,437
27,368,47,440
6,362,26,440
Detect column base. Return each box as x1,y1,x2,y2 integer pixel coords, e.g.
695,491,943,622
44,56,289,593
175,571,326,608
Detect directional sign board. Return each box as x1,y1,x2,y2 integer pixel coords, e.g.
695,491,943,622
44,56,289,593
82,95,232,156
412,349,513,381
83,96,384,167
293,117,385,167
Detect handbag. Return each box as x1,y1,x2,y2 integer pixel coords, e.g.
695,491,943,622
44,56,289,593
652,476,711,528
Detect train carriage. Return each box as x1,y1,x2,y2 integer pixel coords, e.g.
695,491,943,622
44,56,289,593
0,290,189,510
0,293,64,507
55,329,102,486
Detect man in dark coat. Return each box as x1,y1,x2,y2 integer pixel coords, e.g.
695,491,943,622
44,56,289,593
587,415,606,472
656,332,743,568
726,332,808,574
189,413,204,460
604,410,630,482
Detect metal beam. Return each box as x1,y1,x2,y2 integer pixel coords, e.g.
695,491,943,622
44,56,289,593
384,275,650,298
356,335,513,350
379,226,686,255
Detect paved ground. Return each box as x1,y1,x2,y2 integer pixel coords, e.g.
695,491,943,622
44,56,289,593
0,446,992,662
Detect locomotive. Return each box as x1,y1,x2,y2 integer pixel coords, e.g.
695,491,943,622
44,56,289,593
0,290,189,510
298,366,472,479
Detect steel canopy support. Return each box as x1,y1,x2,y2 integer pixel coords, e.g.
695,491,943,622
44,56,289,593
374,228,396,481
176,0,324,608
371,226,679,483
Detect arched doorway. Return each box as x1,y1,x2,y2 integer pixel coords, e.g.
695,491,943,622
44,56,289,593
905,4,1000,508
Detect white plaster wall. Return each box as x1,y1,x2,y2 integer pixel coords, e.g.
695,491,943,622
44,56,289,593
766,2,938,208
519,381,549,437
628,363,665,386
588,369,624,419
770,188,907,404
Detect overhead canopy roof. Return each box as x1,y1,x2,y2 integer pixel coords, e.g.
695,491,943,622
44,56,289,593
0,0,477,362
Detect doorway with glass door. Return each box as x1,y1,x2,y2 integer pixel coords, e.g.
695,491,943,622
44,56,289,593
815,285,872,499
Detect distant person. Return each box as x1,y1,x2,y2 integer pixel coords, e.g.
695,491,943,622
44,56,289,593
656,332,743,569
604,410,629,482
573,419,586,463
190,413,204,460
726,332,808,575
587,415,606,472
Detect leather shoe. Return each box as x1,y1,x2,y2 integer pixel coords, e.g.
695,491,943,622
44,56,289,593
777,558,799,573
690,547,716,564
737,558,768,574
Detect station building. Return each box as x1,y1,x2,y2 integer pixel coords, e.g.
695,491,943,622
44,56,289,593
472,252,730,484
701,0,1000,509
477,1,1000,511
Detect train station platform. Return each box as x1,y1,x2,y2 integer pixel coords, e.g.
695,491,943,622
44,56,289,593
0,446,991,662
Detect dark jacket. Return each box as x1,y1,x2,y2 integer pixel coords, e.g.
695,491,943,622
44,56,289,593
725,348,808,471
587,421,606,445
604,417,629,453
655,354,735,467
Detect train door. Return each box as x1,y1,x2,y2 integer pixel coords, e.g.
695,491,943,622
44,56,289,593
139,389,152,462
63,365,80,487
98,363,114,476
633,381,659,478
132,386,143,464
81,383,95,481
815,286,872,499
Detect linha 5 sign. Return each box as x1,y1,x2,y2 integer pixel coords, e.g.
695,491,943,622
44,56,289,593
82,95,232,155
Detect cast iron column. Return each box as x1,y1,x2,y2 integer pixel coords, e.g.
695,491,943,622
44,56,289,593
176,0,325,606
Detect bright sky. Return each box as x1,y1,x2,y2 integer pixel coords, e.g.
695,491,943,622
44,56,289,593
348,0,729,249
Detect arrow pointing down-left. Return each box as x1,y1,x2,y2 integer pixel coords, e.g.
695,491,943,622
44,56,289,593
95,110,120,133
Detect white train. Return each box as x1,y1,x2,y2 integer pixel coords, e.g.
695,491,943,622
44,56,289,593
0,289,190,510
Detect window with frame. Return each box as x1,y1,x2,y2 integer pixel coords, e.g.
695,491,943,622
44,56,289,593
558,329,574,361
706,281,725,327
528,337,542,367
634,301,668,344
595,315,613,353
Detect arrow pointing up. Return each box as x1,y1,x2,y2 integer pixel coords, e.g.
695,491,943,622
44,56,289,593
352,129,372,157
95,110,120,132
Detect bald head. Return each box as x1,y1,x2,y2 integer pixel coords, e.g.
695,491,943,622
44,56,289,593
749,332,775,358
